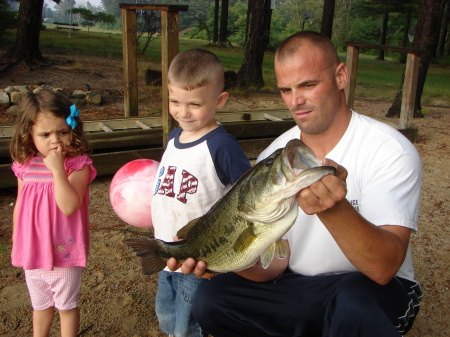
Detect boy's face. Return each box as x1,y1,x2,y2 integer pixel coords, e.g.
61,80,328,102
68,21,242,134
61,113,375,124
168,83,228,139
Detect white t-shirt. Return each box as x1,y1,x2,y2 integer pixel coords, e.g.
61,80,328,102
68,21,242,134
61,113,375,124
257,111,422,281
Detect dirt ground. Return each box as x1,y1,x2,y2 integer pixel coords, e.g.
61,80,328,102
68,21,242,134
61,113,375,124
0,54,449,336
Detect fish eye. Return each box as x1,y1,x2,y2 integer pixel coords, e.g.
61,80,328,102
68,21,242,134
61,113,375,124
265,158,274,167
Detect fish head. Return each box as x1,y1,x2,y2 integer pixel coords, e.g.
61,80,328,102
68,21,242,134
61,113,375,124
238,139,337,222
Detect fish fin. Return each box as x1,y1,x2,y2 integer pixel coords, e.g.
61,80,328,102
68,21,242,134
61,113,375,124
125,238,167,275
233,227,257,253
176,218,200,239
275,240,288,259
261,243,276,269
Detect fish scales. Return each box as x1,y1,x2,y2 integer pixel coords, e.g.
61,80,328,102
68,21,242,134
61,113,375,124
126,139,336,275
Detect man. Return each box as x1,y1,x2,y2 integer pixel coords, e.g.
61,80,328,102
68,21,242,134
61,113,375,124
169,31,422,336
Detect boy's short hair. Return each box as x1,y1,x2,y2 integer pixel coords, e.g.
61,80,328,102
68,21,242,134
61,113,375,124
168,49,225,92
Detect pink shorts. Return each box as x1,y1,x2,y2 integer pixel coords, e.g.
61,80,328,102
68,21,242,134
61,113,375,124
24,267,84,311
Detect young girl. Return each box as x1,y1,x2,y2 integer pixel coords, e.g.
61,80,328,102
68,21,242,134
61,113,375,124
10,90,96,337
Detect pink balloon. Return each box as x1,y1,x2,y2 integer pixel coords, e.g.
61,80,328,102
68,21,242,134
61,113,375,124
109,159,160,227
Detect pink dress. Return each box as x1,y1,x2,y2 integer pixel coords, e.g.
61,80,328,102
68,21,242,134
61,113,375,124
11,155,96,271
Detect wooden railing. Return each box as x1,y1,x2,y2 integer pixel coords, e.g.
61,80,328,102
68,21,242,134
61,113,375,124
345,42,422,130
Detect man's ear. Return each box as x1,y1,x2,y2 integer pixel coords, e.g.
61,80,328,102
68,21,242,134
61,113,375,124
217,91,229,110
335,63,348,90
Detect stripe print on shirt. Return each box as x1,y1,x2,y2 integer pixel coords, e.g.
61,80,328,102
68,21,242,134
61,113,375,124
23,158,53,182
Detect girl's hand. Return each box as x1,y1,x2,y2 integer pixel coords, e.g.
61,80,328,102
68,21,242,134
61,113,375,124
43,145,66,174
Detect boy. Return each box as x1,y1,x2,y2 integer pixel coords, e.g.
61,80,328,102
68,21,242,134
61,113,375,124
151,49,251,337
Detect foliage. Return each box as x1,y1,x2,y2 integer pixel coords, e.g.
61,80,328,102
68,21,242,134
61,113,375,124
136,10,160,55
69,7,116,32
0,0,17,43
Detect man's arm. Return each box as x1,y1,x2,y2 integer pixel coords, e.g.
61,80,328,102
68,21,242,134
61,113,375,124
298,160,411,285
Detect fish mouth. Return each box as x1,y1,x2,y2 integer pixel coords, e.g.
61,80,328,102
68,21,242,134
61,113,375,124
283,139,321,180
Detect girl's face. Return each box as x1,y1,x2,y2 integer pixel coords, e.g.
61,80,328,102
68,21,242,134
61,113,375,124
31,112,71,157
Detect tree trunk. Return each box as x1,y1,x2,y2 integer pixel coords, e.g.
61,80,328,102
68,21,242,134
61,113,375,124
236,0,272,89
321,0,335,39
402,11,412,48
245,0,253,45
7,0,45,63
377,12,389,61
218,0,229,46
213,0,219,44
387,0,443,117
437,0,449,56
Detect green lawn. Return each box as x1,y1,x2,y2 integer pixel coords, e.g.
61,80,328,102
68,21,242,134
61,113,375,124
3,27,450,106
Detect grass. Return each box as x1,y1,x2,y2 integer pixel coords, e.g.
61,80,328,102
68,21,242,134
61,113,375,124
2,27,450,106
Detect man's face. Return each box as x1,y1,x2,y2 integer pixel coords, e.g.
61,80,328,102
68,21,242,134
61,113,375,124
275,44,345,136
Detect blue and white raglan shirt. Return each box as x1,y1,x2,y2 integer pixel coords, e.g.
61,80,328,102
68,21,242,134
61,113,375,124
152,126,251,248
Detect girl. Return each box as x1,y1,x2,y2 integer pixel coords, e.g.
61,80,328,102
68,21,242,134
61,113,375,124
10,90,96,337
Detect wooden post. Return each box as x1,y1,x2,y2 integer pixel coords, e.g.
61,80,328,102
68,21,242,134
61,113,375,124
119,4,188,145
345,45,359,110
121,8,138,117
400,53,420,129
161,10,180,146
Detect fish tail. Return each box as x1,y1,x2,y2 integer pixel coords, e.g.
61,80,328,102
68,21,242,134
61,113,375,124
125,238,167,275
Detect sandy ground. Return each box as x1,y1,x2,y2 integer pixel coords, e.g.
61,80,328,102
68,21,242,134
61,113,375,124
0,53,449,336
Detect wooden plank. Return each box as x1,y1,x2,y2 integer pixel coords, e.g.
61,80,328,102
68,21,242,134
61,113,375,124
121,8,138,117
346,42,423,56
135,120,151,129
97,123,113,132
119,4,188,11
89,130,163,151
345,45,359,109
400,53,420,129
0,110,293,138
264,113,284,121
0,138,274,189
83,117,162,132
160,10,179,147
0,126,13,138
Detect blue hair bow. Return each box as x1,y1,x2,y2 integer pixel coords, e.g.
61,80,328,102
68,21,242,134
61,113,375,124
66,105,80,129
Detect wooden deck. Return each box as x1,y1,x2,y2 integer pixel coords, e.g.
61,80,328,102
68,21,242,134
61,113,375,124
0,109,295,188
0,108,417,189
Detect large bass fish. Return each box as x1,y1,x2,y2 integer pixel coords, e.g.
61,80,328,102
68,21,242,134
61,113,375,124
125,139,336,274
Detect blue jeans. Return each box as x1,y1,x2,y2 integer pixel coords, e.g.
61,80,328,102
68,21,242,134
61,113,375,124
156,270,206,337
192,271,422,337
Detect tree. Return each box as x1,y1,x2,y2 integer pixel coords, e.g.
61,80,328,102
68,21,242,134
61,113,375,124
213,0,219,43
218,0,229,46
436,0,450,57
352,0,418,60
236,0,272,89
4,0,57,64
0,0,17,43
386,0,443,117
321,0,335,39
377,12,389,60
136,10,160,55
70,7,116,36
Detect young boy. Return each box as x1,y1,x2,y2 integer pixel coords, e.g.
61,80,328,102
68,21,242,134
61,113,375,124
151,49,251,337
